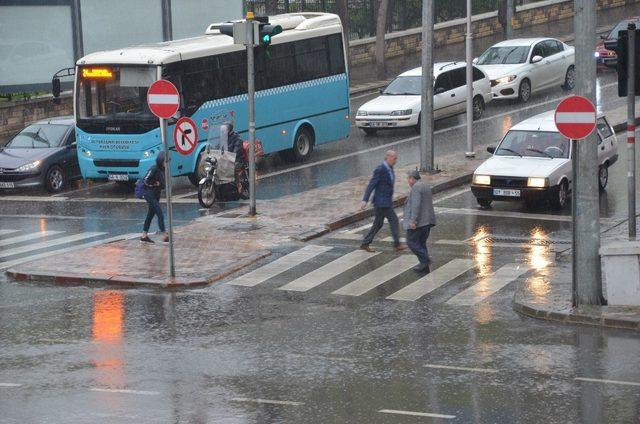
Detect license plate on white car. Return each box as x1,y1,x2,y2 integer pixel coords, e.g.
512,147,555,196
0,182,14,189
370,122,387,127
493,188,521,197
108,174,129,182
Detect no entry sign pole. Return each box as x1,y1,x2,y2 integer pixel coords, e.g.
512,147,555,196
148,76,180,280
627,23,636,239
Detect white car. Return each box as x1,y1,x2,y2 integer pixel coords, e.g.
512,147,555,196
355,62,492,135
471,110,618,209
474,38,575,103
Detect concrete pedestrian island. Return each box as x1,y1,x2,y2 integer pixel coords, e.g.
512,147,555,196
601,241,640,306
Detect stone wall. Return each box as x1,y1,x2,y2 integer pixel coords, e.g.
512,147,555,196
0,94,73,145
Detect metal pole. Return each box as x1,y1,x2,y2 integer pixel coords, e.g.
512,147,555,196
465,0,474,158
160,118,176,279
627,23,636,239
572,0,601,305
571,138,577,306
506,0,514,39
420,0,434,171
246,18,257,216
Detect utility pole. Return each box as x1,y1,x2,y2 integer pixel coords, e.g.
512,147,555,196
627,23,636,239
572,0,601,305
420,0,435,171
246,13,257,216
464,0,475,158
506,0,514,39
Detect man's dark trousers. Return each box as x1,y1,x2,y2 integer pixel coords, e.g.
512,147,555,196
407,225,431,267
362,207,400,247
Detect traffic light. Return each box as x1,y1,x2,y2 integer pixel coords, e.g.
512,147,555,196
616,27,640,97
258,23,282,58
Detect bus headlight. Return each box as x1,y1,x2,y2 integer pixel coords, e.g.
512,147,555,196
527,177,548,188
143,149,157,158
473,174,491,185
81,148,92,157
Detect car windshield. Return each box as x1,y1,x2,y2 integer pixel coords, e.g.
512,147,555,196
476,46,530,65
383,76,421,95
6,124,69,148
496,130,569,158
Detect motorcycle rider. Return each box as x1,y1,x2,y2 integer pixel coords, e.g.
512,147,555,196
224,121,249,199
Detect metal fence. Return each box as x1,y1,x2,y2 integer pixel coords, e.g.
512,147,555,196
249,0,542,40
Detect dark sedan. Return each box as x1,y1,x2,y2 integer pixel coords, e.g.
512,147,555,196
0,116,81,193
596,16,640,68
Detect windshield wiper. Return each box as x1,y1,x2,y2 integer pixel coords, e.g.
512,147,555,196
497,147,522,157
526,147,553,159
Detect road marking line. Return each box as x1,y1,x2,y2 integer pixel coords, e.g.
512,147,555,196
0,230,20,236
279,249,378,292
90,388,161,396
331,233,362,240
446,264,530,305
575,377,640,387
387,259,476,301
434,207,619,225
433,187,470,204
0,233,137,271
227,245,333,287
379,409,456,419
0,230,64,247
424,364,499,373
0,383,22,387
343,222,372,234
332,254,416,296
381,236,406,243
230,397,304,406
0,232,107,259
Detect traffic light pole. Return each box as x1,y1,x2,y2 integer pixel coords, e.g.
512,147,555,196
465,0,474,158
627,23,636,239
246,17,257,216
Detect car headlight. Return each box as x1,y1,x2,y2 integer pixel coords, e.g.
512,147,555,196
390,109,412,116
473,174,491,185
494,75,517,85
594,51,600,58
527,177,548,188
356,110,367,116
16,160,41,173
81,148,92,157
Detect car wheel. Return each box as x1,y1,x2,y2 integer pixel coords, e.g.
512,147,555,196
472,96,485,120
518,79,531,103
477,198,492,209
363,128,378,136
550,180,569,209
289,126,314,162
598,165,609,191
45,165,65,193
563,66,576,90
188,150,206,186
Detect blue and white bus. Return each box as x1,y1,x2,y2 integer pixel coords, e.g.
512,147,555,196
73,13,350,185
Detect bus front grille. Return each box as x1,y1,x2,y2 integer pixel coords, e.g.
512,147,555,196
93,159,140,168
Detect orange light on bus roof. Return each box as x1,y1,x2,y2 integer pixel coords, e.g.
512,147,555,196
82,68,113,78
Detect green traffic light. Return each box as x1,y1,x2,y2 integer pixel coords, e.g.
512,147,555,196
262,34,270,43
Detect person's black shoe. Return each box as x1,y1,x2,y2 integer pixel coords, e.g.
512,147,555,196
140,236,155,244
359,244,375,253
412,264,430,273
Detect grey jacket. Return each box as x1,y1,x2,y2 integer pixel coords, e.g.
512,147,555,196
402,180,436,230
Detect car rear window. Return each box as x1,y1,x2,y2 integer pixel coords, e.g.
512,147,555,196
496,130,569,159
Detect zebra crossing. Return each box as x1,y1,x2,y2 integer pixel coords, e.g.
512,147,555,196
0,228,134,270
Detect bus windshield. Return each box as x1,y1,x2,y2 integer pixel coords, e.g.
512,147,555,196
77,66,158,131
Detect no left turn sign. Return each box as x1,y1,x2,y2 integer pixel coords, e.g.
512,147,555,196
173,117,198,156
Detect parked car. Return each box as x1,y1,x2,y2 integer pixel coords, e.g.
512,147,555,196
471,110,618,209
355,62,492,135
596,17,640,68
474,38,575,103
0,116,80,193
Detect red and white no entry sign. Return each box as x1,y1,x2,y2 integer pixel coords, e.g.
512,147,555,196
147,80,180,119
173,117,198,156
554,96,597,140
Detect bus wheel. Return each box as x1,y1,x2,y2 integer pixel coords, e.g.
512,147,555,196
289,126,314,162
188,150,206,187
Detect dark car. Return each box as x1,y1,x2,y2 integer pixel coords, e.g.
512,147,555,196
0,116,81,193
596,17,640,68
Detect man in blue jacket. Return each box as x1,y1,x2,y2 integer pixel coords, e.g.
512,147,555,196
359,150,405,252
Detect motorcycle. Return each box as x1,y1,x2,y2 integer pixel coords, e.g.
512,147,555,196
197,149,249,208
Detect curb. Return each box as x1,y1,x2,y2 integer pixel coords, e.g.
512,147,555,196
6,251,271,289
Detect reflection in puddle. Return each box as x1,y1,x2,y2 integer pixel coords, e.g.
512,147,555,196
39,217,47,234
527,227,552,300
472,225,492,277
92,290,125,388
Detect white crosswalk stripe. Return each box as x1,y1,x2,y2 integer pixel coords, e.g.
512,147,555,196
0,231,64,247
0,232,107,259
332,254,416,296
0,230,20,237
446,264,531,305
227,245,333,287
278,249,378,292
387,259,476,301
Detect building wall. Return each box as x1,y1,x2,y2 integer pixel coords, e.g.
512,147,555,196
0,95,73,145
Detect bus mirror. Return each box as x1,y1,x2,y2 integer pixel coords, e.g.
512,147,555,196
52,78,61,105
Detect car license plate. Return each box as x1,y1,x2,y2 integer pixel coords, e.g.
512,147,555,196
0,182,14,189
108,174,129,182
493,188,520,197
371,122,387,127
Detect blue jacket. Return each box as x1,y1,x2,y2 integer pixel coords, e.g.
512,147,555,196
362,163,395,208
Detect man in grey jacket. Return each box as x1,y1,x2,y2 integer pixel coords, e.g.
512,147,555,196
403,170,436,273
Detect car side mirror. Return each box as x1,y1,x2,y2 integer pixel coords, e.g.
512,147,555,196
531,55,543,64
434,87,445,95
52,78,61,105
379,88,385,94
67,141,77,150
487,146,496,154
472,57,478,64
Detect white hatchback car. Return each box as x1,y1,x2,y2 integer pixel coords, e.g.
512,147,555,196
471,110,618,209
474,38,575,103
355,62,492,135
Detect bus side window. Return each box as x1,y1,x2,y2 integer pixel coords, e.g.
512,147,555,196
327,34,345,75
